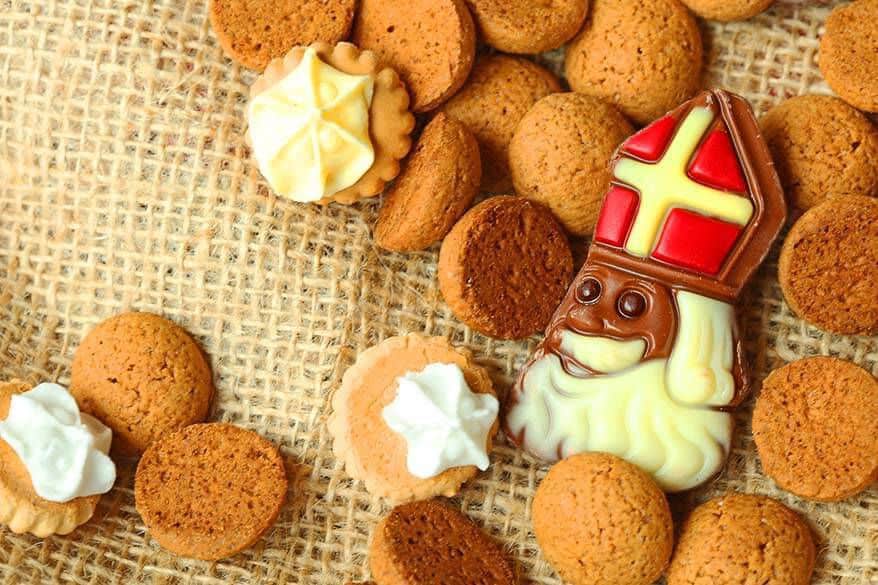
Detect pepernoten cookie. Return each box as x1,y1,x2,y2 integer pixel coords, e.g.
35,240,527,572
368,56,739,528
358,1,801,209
509,93,634,237
565,0,703,125
680,0,774,21
135,423,288,560
819,0,878,112
753,357,878,502
667,494,815,585
778,195,878,335
209,0,356,70
441,55,561,193
328,334,499,503
761,95,878,211
533,453,673,585
439,197,573,340
70,312,214,457
375,113,481,252
369,499,515,585
464,0,589,54
352,0,476,112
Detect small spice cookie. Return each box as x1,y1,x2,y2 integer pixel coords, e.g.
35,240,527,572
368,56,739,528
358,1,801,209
565,0,703,125
328,334,498,503
753,357,878,502
352,0,476,113
248,42,415,205
135,423,288,560
209,0,356,70
441,55,562,193
778,195,878,335
0,381,104,537
679,0,774,21
70,312,214,457
667,494,815,585
375,113,481,252
369,499,515,585
464,0,589,54
439,197,573,340
761,95,878,211
533,453,673,585
509,93,634,237
819,0,878,112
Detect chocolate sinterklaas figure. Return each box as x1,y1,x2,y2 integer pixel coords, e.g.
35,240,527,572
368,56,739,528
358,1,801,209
504,89,786,491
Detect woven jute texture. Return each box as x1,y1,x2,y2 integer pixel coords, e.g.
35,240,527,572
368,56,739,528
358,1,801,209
1,0,876,583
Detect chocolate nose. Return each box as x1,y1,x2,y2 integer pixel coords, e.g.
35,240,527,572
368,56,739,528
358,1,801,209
566,304,606,334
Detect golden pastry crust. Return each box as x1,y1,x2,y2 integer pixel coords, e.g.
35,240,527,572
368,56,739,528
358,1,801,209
465,0,589,54
327,334,497,503
819,0,878,112
0,381,101,538
680,0,774,21
250,42,415,205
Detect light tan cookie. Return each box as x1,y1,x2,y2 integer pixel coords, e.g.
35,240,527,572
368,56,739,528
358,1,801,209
375,113,481,251
819,0,878,112
0,381,101,537
509,93,634,236
565,0,703,125
369,499,515,585
441,55,562,193
209,0,356,70
352,0,476,112
667,494,815,585
761,95,878,211
135,423,288,560
533,453,673,585
753,357,878,502
778,195,878,335
327,334,498,503
679,0,774,21
464,0,589,54
439,197,573,340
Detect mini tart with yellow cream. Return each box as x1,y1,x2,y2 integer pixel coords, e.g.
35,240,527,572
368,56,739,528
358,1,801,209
248,42,415,205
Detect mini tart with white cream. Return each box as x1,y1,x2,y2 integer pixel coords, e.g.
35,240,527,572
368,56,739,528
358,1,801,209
248,42,415,205
328,334,499,503
0,381,116,537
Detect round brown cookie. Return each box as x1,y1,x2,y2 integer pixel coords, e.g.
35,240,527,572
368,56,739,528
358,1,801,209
533,453,673,585
565,0,703,125
327,334,497,503
352,0,476,113
369,499,515,585
819,0,878,112
761,95,878,211
464,0,589,54
441,55,562,193
509,93,634,237
209,0,356,70
135,423,288,560
679,0,774,21
375,113,481,252
778,195,878,335
438,197,573,340
752,357,878,502
667,494,815,585
70,312,214,457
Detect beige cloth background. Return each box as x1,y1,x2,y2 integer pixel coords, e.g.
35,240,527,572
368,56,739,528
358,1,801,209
0,0,876,583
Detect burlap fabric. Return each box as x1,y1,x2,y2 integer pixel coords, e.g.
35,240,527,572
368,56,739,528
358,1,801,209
0,0,875,582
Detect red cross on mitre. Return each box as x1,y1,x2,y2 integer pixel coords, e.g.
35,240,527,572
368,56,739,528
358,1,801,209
591,89,786,301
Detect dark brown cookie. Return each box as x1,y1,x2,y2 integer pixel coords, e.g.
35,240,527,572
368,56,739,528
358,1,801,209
819,0,878,112
369,499,515,585
753,357,878,502
778,195,878,335
667,494,815,585
438,196,573,340
135,423,288,560
209,0,356,70
464,0,589,54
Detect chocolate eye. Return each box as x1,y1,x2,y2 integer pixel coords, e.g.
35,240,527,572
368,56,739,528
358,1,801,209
618,290,647,318
576,277,602,304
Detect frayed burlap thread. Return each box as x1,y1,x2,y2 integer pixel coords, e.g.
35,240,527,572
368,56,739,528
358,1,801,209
1,0,876,583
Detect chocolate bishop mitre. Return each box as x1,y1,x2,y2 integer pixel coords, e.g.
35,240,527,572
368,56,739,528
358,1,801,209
591,88,786,303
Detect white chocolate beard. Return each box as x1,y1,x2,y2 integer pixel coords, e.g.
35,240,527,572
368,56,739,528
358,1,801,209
559,331,645,374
